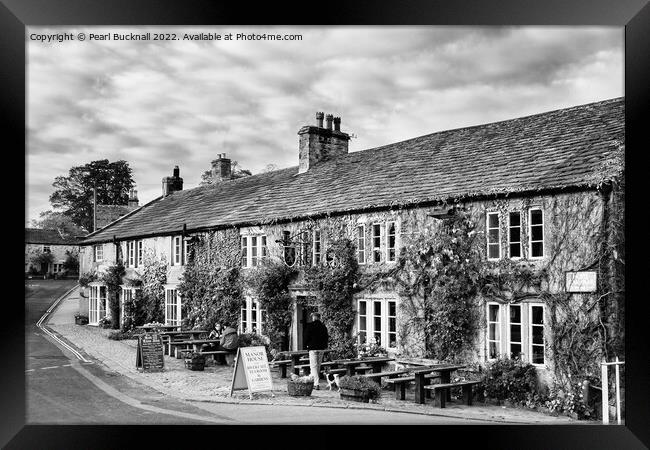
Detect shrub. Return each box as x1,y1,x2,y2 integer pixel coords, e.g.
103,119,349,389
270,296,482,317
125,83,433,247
483,357,539,404
357,337,387,358
328,334,359,360
98,317,112,329
108,329,137,340
338,375,382,399
238,332,272,360
78,271,98,288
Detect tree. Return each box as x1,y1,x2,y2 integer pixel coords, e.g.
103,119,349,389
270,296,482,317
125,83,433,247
199,160,252,185
49,160,135,232
31,210,87,237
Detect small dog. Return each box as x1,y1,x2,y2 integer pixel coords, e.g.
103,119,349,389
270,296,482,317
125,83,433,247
325,372,341,391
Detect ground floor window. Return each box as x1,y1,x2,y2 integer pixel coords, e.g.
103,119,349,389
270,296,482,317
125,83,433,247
119,286,140,327
52,263,64,273
89,284,107,325
240,297,265,334
357,298,397,350
485,301,546,366
164,286,182,327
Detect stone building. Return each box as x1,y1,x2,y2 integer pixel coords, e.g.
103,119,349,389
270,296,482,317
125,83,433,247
78,100,624,384
25,228,81,277
94,188,140,230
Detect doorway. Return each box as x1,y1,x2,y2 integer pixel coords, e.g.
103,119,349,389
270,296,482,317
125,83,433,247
296,297,318,350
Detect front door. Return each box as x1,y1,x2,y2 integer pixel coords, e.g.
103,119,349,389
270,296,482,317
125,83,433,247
296,298,318,350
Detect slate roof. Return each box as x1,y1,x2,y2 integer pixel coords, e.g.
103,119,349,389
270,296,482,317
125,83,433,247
81,97,624,244
25,228,80,245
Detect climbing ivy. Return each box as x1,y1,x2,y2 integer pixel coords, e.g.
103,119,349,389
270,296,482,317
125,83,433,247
140,249,167,324
100,262,125,330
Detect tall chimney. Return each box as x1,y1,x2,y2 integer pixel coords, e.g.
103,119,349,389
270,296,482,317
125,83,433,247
298,112,350,174
211,154,232,182
162,165,184,197
128,188,139,207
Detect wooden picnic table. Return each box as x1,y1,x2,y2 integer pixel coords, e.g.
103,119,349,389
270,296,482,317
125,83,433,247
136,324,181,332
282,349,332,373
160,330,208,355
169,339,221,357
333,357,395,376
410,364,466,404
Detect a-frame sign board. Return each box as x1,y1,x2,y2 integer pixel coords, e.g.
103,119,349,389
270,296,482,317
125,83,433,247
135,332,165,372
230,346,274,399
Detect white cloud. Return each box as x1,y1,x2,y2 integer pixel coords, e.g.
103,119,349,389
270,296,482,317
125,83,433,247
26,26,623,226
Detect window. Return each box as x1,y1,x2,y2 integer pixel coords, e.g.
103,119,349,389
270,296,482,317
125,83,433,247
137,241,143,266
508,212,522,258
52,263,63,273
127,241,136,267
89,284,107,325
312,230,321,265
240,297,265,334
43,245,51,253
487,303,501,360
529,208,544,258
372,224,382,263
529,304,545,365
241,235,268,268
487,212,500,260
357,298,398,350
120,286,140,327
357,225,366,264
165,287,182,326
94,244,104,262
171,236,182,265
300,230,311,266
386,222,396,263
508,304,522,358
183,239,189,265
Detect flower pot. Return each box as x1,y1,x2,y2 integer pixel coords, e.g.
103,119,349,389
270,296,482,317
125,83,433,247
184,354,206,371
340,388,370,403
75,316,88,325
287,380,314,397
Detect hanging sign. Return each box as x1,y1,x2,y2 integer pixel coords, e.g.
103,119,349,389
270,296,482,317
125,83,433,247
230,346,274,399
136,332,165,372
565,271,597,292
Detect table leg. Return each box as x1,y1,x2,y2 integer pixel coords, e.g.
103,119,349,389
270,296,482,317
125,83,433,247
414,374,426,404
372,363,382,374
436,389,446,408
463,385,473,406
347,366,355,377
280,365,287,378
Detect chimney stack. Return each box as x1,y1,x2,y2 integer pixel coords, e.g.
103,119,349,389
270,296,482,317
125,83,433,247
211,154,232,182
162,165,184,197
128,188,139,207
298,112,350,174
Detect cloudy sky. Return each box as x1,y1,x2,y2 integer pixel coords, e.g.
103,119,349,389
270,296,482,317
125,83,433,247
26,26,623,226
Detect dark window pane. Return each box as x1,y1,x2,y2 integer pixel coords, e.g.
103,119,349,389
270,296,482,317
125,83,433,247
509,212,520,226
359,301,366,315
489,342,498,359
532,306,544,324
389,248,396,260
488,213,499,228
530,209,543,225
488,305,499,322
374,317,382,331
510,244,521,258
531,225,543,242
389,302,396,316
488,244,500,259
359,317,366,330
359,332,366,343
389,336,397,348
489,324,499,340
532,326,544,344
532,242,544,257
510,325,521,343
389,318,396,333
488,229,499,242
509,305,521,323
510,344,521,358
374,301,381,315
509,227,520,243
532,345,544,364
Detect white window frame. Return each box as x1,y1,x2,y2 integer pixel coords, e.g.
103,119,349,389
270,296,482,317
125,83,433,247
171,236,182,266
312,230,321,265
94,244,104,262
183,238,189,265
507,211,522,260
386,221,397,263
486,212,500,260
357,225,366,264
357,298,398,350
137,240,143,266
127,241,135,267
528,208,545,259
371,223,382,263
528,303,546,366
241,234,268,268
164,286,182,327
88,283,107,325
507,303,523,359
486,302,501,360
240,297,265,334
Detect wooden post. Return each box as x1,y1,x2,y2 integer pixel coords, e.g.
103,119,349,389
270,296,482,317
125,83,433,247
615,356,621,425
601,358,609,424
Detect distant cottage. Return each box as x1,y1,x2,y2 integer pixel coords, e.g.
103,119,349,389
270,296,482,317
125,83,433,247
25,228,81,277
78,99,625,386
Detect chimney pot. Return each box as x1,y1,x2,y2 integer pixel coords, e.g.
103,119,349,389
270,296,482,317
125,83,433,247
316,112,324,128
162,166,183,197
211,154,232,182
333,116,341,132
325,114,333,130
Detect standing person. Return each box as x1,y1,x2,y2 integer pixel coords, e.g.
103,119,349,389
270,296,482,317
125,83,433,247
304,312,328,390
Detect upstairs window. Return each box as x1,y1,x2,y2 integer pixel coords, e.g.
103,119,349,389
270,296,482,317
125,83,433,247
94,244,104,262
356,225,366,264
241,236,248,267
372,224,382,263
486,212,500,260
312,230,321,265
508,212,522,258
171,236,182,265
386,222,396,263
127,241,136,267
183,239,189,265
241,235,268,268
528,208,544,258
137,241,143,266
43,245,51,253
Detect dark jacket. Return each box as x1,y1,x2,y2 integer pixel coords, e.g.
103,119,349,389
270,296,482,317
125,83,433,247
305,320,328,350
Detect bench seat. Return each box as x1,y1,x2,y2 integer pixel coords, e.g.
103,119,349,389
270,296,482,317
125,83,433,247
424,380,482,408
292,360,339,375
360,369,411,380
385,374,441,400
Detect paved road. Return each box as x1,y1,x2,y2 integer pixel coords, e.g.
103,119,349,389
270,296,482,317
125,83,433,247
24,280,475,425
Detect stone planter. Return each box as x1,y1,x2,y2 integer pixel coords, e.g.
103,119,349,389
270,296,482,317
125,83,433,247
75,315,89,325
340,388,370,403
184,354,206,371
287,380,314,397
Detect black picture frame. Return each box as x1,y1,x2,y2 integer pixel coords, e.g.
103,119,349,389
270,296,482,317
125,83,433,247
5,0,648,448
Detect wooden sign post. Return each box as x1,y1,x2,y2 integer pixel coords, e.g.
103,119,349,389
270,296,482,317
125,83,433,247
136,332,165,372
230,346,274,399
